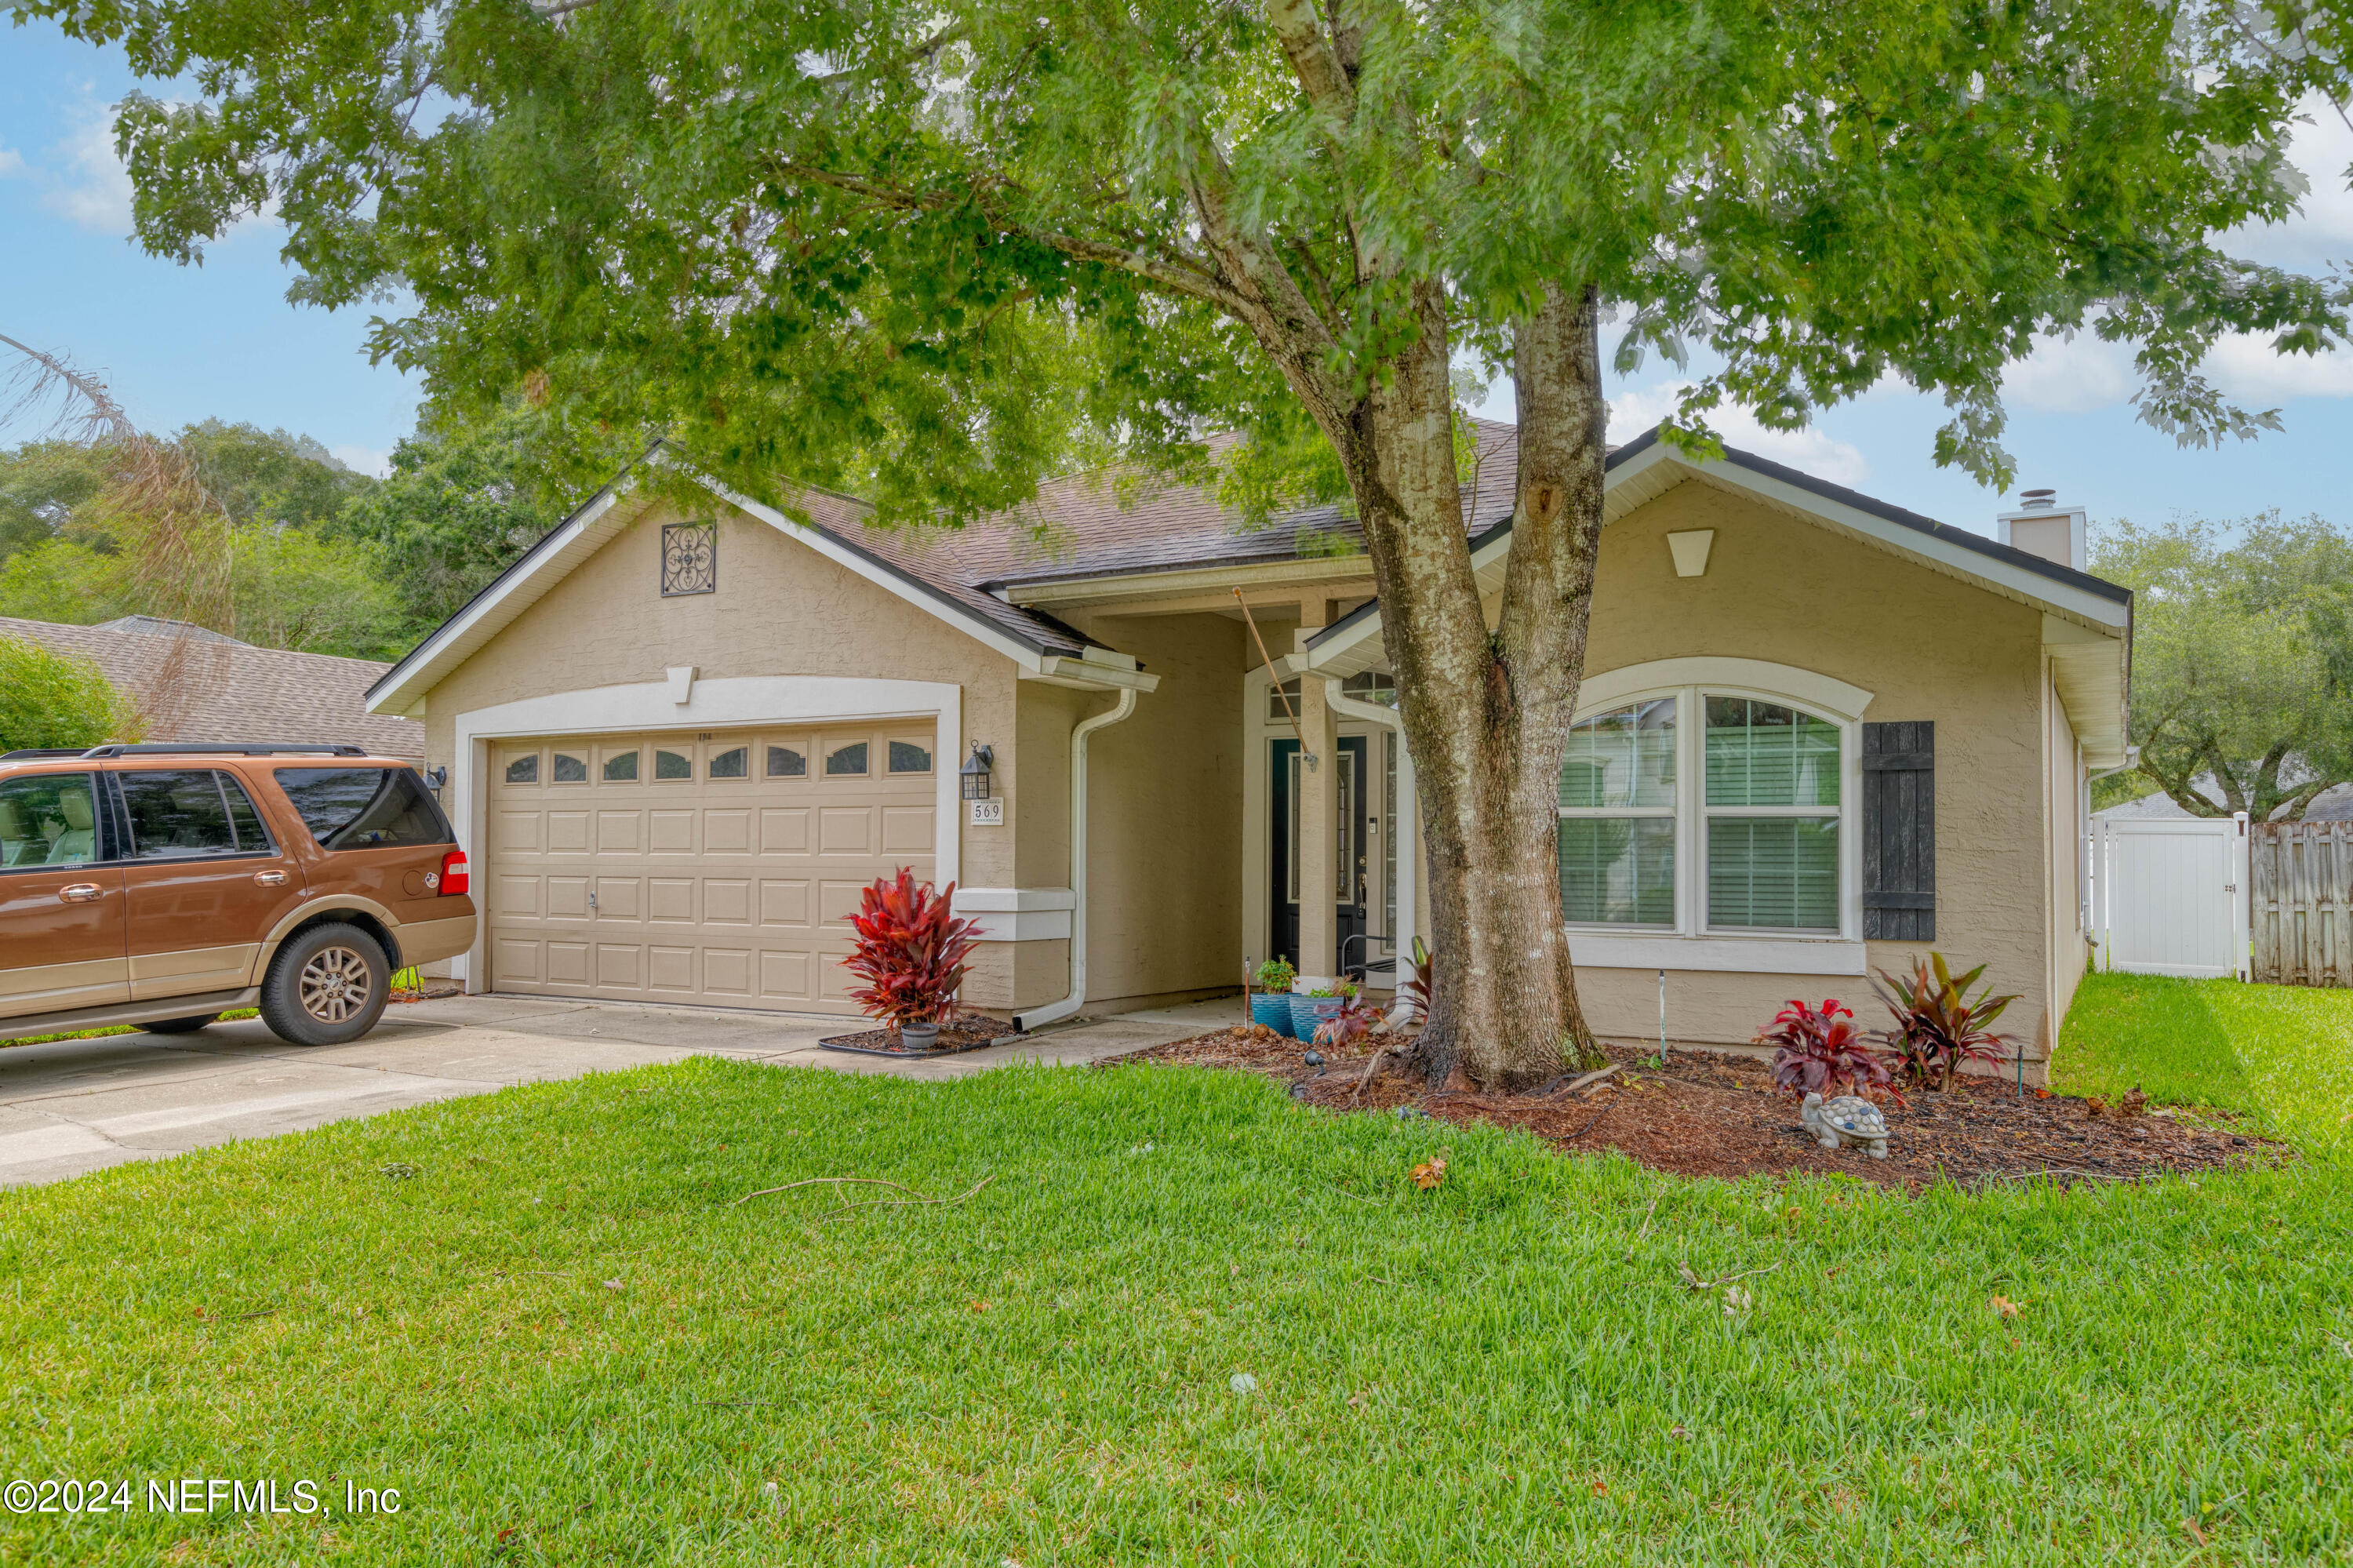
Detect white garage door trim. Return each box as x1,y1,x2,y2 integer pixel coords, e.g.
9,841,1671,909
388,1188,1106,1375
449,675,962,989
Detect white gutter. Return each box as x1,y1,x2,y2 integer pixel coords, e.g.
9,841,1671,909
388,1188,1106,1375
1013,686,1139,1032
1325,678,1417,1027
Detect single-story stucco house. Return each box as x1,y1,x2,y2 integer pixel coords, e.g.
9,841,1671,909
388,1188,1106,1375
363,424,2129,1079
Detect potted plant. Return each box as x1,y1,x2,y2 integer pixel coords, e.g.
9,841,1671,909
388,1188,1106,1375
1251,957,1298,1036
841,868,980,1050
1291,980,1353,1040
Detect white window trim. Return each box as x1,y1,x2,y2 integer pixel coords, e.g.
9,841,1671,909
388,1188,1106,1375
1562,659,1873,973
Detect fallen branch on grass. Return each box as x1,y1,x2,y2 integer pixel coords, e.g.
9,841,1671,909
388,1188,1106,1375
733,1173,996,1219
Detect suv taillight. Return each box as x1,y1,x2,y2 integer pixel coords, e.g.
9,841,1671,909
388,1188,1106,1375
438,849,470,897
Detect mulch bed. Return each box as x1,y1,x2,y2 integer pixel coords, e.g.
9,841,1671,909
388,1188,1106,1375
817,1014,1025,1058
1100,1028,2287,1189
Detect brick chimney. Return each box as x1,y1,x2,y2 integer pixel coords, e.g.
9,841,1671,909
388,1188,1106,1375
1996,488,2087,572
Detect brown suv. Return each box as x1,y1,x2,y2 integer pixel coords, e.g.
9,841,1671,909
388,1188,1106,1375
0,744,475,1047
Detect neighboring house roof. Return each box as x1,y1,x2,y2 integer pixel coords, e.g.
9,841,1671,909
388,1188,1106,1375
92,615,252,646
0,615,423,761
2096,781,2353,822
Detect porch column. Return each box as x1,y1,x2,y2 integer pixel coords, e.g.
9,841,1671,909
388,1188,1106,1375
1294,600,1340,984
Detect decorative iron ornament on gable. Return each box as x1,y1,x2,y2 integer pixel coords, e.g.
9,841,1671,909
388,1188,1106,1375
661,521,717,596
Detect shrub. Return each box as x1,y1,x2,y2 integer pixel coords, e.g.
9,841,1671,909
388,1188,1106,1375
1313,996,1386,1050
1872,954,2018,1090
1398,936,1434,1024
841,869,979,1031
1757,998,1890,1097
1253,956,1296,994
0,635,140,752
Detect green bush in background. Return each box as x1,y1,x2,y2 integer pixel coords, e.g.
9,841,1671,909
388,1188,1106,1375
0,635,140,752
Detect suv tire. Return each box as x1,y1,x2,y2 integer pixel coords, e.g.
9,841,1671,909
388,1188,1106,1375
260,922,390,1047
142,1014,220,1035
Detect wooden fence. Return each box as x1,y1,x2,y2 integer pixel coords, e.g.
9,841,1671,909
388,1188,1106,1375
2251,822,2353,987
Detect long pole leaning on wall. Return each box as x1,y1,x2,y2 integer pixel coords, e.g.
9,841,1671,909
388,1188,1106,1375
1235,588,1316,769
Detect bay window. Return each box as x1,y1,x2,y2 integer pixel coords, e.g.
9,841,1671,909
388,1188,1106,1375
1559,685,1849,939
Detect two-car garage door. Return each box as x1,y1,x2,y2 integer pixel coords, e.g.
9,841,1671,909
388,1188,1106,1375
486,722,937,1014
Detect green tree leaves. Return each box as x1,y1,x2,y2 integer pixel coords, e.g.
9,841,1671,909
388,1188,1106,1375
0,637,141,751
2094,514,2353,820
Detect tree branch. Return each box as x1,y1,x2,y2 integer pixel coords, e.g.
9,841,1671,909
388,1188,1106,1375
809,24,969,87
762,159,1258,318
1265,0,1356,124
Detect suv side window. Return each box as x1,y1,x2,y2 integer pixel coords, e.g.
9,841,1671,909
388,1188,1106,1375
116,769,271,860
0,773,105,868
273,767,455,850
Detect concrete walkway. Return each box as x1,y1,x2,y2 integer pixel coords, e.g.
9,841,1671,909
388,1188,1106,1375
0,992,1245,1189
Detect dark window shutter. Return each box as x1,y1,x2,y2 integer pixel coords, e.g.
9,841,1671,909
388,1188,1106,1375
1861,722,1934,941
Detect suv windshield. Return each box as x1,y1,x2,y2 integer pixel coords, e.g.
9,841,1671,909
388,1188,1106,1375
274,766,454,851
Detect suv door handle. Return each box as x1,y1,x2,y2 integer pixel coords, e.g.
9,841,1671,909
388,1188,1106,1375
253,870,288,887
57,883,102,904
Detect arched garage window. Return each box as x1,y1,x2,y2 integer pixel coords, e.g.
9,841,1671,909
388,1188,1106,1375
1560,688,1845,935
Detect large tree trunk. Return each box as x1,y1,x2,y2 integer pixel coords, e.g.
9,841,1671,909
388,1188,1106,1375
1327,282,1612,1090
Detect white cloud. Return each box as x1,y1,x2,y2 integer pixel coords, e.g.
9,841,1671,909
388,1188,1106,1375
1607,381,1872,489
0,147,24,179
2221,96,2353,272
41,104,136,234
330,444,394,478
2205,330,2353,402
2000,331,2140,413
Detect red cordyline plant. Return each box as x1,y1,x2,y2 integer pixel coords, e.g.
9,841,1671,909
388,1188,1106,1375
1396,936,1435,1025
1871,953,2018,1091
841,869,979,1031
1757,998,1891,1097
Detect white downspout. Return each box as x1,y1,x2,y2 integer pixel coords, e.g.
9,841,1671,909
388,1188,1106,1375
1326,678,1417,1028
1014,686,1137,1033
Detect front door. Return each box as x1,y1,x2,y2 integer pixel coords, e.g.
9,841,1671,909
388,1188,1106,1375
111,768,308,1001
1267,738,1300,969
0,770,128,1020
1334,736,1369,976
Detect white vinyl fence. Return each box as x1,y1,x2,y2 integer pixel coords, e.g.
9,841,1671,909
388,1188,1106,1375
2091,815,2249,980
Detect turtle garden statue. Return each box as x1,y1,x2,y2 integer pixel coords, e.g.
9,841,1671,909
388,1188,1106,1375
1800,1092,1890,1159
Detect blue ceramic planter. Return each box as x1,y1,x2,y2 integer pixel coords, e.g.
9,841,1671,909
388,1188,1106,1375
1292,995,1344,1040
1250,994,1296,1038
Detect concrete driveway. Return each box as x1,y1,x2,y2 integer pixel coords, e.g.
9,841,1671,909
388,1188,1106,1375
0,992,1242,1189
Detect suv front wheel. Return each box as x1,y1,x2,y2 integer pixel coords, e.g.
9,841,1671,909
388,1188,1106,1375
260,922,390,1047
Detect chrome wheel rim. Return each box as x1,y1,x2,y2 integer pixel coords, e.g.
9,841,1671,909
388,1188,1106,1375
298,946,373,1024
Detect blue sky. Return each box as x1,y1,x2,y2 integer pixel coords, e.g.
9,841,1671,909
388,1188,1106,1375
5,14,2351,539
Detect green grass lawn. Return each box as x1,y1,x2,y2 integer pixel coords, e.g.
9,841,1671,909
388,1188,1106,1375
3,1032,2350,1566
2057,971,2353,1159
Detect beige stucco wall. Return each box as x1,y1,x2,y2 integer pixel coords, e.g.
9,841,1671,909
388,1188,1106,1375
411,497,1047,1007
1544,478,2063,1076
1049,610,1249,1008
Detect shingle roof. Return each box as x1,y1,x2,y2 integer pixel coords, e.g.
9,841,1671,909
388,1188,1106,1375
772,482,1098,657
812,421,1523,597
0,617,424,761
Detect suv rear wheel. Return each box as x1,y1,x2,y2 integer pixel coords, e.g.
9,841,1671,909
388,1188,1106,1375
260,922,389,1047
142,1014,220,1035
